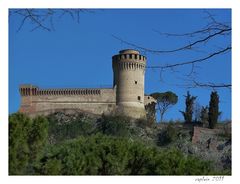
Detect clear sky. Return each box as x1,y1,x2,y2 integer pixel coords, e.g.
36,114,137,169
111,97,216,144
9,9,231,121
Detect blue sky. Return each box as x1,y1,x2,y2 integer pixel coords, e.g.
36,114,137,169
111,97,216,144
9,9,231,121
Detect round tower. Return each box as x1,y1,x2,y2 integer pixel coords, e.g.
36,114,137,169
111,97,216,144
112,49,147,119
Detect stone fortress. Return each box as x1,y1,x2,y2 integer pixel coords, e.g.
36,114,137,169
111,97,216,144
19,49,156,119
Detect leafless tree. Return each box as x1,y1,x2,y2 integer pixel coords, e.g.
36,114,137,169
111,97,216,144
9,9,94,32
113,11,231,89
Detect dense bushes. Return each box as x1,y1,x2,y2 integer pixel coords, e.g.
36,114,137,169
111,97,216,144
9,112,228,175
96,115,130,137
9,113,48,175
157,124,178,146
9,113,31,175
37,134,213,175
47,113,96,143
47,114,133,144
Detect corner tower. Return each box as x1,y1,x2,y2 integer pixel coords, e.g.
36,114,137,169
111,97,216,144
112,49,146,119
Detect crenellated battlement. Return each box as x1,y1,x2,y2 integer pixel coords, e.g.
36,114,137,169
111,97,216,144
20,85,102,96
112,49,146,71
112,54,146,62
112,49,146,62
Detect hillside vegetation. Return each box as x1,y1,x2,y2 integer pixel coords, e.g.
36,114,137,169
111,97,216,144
9,112,231,175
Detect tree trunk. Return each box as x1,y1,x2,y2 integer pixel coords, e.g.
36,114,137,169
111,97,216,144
160,113,164,123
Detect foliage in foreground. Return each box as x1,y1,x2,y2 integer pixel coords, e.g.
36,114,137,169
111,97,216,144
157,123,178,146
37,134,214,175
9,112,229,175
9,113,48,174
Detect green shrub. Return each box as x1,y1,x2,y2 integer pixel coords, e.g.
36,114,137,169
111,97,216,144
135,118,151,129
38,134,130,175
96,115,130,137
9,113,227,175
28,116,48,161
37,134,215,175
41,158,62,175
9,113,48,175
157,124,177,146
9,113,31,175
48,113,96,143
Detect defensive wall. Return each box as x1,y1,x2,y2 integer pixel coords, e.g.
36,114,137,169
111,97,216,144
19,85,117,117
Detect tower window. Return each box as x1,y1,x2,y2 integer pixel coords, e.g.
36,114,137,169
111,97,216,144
135,81,137,84
138,96,141,101
130,54,132,59
135,55,137,59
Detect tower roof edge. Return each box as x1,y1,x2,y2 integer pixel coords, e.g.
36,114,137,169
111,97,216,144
119,49,140,55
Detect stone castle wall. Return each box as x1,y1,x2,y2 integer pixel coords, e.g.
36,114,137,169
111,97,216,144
19,85,116,117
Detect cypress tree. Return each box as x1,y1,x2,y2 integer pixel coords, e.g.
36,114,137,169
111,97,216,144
180,91,197,123
208,91,219,129
200,106,208,127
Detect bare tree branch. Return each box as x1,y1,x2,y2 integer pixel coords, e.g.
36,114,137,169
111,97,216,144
146,46,231,69
192,81,231,89
10,9,95,32
161,79,231,90
112,28,230,54
26,9,51,32
16,14,30,32
152,11,230,38
152,26,228,37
